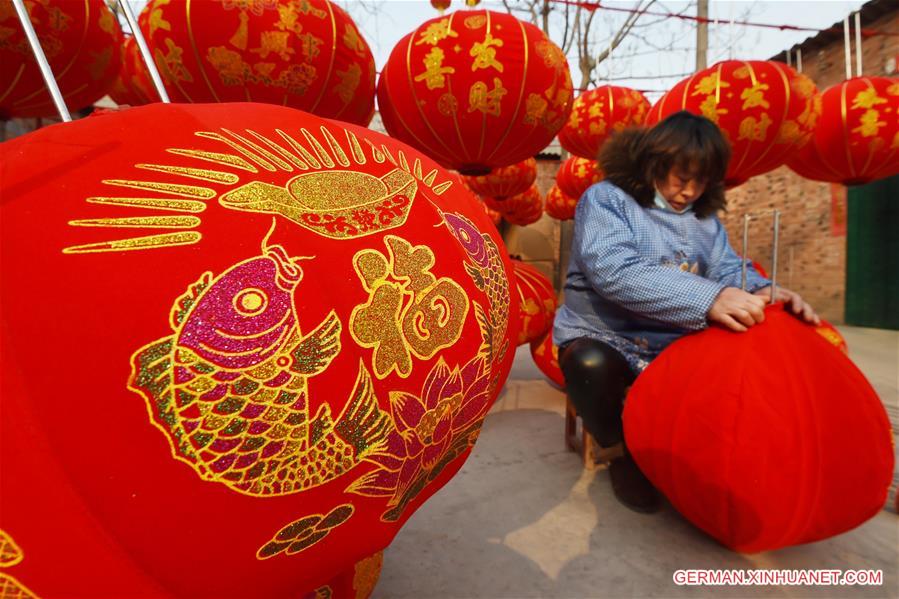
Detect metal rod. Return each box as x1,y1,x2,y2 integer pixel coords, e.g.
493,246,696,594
786,49,792,67
741,214,750,291
770,210,780,303
117,0,170,103
12,0,71,122
797,48,802,73
854,11,863,76
844,16,852,79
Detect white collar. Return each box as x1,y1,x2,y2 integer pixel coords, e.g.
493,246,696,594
653,188,693,214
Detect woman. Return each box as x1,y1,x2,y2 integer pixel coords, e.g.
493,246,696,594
554,111,819,513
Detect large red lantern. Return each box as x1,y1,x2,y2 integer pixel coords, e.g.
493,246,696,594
648,61,819,187
544,183,578,220
530,330,564,388
559,86,650,159
512,259,556,345
137,0,376,125
623,305,893,553
499,184,543,226
0,102,518,596
464,157,537,199
377,10,573,174
109,35,158,107
556,156,604,199
792,77,899,185
0,0,122,118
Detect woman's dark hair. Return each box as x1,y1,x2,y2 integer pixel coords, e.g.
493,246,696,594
598,111,731,218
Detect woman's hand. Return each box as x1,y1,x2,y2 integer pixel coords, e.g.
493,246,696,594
754,286,821,325
708,287,768,332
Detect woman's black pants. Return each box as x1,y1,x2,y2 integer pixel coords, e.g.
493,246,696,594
559,337,636,448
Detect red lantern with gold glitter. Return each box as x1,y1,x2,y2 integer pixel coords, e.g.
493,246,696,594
0,0,122,118
647,61,819,187
500,184,543,226
377,10,573,174
0,102,518,596
137,0,376,125
555,156,603,199
512,259,556,345
109,35,159,107
544,184,578,221
464,157,537,199
791,77,899,185
559,86,650,159
530,330,564,388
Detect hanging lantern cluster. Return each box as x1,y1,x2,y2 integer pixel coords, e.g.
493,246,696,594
109,35,158,107
511,260,556,346
137,0,376,125
648,60,819,188
788,77,899,185
556,156,604,199
544,184,578,221
559,85,651,159
464,158,537,199
0,0,122,118
378,10,573,174
495,184,543,226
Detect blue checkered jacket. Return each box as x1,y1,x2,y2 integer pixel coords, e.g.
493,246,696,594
554,180,770,373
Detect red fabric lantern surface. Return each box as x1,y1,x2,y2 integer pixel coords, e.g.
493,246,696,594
499,184,543,226
109,35,159,107
0,0,122,118
623,304,893,553
377,10,573,174
304,551,383,599
137,0,376,125
512,260,556,345
791,77,899,185
544,183,578,221
647,61,819,187
556,156,604,199
464,157,537,199
0,102,519,597
529,330,564,388
559,86,650,159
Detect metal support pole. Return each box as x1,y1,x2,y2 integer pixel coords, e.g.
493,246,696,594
770,210,780,303
12,0,71,122
844,16,853,79
741,214,750,291
117,0,170,103
854,11,863,76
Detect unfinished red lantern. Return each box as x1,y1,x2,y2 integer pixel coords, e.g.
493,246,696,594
0,0,122,118
559,86,650,159
377,10,572,174
0,102,518,596
137,0,376,125
623,305,893,553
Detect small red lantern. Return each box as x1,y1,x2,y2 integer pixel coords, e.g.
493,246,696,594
138,0,376,125
464,158,537,199
556,156,604,199
648,61,819,187
624,305,893,553
500,185,543,226
512,259,556,345
530,330,564,388
0,0,122,118
559,86,650,159
796,77,899,185
377,10,573,174
1,102,518,596
544,184,578,221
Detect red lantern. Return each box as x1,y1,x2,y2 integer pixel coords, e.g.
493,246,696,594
0,0,122,118
0,102,519,596
815,320,849,354
556,156,604,199
544,183,578,221
109,35,159,107
377,10,573,174
464,157,537,199
500,184,543,226
624,305,893,553
431,0,452,12
138,0,376,125
648,61,819,187
530,330,564,388
512,259,556,345
559,86,650,159
794,77,899,185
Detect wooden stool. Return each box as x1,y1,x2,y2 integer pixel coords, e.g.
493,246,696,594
564,398,623,469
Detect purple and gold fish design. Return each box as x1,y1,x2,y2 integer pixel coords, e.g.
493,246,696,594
129,241,391,496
